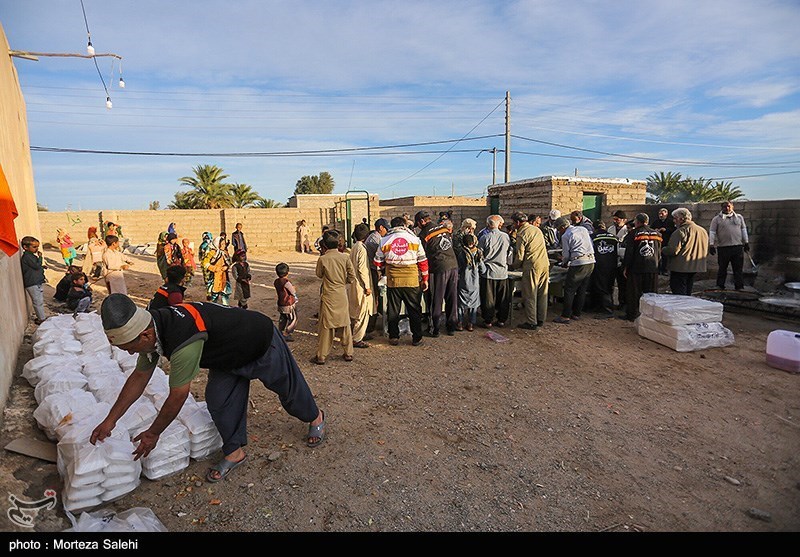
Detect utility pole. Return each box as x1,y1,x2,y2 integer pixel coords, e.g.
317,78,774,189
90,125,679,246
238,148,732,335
504,90,511,184
451,182,455,197
477,148,498,185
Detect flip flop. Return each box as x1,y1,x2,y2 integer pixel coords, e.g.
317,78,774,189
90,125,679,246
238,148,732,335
307,411,326,448
206,454,248,483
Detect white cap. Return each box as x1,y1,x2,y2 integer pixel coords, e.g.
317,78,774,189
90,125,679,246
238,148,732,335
549,210,561,220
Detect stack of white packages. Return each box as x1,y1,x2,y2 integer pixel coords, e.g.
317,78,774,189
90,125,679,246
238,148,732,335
112,347,139,374
117,399,159,438
33,390,101,441
33,370,88,405
635,293,735,352
22,354,83,388
178,399,223,460
135,421,191,480
74,313,113,359
58,416,141,512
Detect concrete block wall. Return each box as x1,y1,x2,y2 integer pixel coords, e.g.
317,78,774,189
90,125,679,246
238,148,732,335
604,199,800,279
378,205,492,228
381,195,487,207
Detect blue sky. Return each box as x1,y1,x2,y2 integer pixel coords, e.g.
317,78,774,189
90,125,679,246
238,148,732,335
2,0,799,210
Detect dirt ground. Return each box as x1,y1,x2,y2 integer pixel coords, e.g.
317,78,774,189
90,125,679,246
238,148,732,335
1,246,799,533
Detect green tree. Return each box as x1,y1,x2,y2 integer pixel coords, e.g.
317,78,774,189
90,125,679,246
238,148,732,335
255,198,283,208
646,171,683,204
230,183,262,208
36,202,48,211
707,181,745,202
177,164,234,209
168,191,202,209
294,171,335,195
148,200,160,210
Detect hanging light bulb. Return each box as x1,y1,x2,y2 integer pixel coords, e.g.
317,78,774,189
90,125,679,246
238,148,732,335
106,96,112,110
87,39,95,56
118,76,125,88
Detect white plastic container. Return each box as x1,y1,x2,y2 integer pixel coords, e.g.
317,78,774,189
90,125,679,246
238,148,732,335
766,329,800,373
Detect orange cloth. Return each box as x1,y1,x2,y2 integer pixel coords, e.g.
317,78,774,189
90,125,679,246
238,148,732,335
0,165,20,257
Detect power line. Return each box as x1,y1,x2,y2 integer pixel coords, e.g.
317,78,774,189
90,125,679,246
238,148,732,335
511,122,800,152
30,134,503,157
377,98,506,190
79,0,110,99
512,134,800,168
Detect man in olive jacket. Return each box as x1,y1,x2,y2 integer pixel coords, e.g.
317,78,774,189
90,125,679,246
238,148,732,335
510,212,549,330
662,208,709,296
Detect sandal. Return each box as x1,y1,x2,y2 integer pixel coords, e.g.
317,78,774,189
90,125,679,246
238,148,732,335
206,454,248,483
353,340,370,348
307,411,326,448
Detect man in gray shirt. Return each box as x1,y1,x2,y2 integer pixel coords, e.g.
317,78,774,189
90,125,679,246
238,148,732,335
709,200,749,290
477,215,512,328
554,217,595,324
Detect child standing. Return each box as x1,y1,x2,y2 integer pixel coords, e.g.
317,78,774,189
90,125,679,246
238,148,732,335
66,272,93,315
20,236,47,324
56,228,77,267
231,250,252,309
456,233,485,331
165,233,184,267
102,234,133,295
180,238,196,287
312,230,356,364
82,226,106,280
207,237,232,305
274,263,298,341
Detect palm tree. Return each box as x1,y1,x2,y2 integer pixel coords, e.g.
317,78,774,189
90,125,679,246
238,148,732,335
230,183,262,208
254,197,283,208
177,165,234,209
168,191,202,209
707,181,745,202
646,171,683,204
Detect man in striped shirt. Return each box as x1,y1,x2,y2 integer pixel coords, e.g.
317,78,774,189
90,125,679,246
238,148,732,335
374,216,429,346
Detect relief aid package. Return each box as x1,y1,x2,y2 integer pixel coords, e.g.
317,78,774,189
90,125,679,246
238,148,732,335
638,293,724,325
635,315,735,352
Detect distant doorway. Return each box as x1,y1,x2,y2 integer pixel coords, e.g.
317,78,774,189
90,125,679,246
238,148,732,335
582,193,603,223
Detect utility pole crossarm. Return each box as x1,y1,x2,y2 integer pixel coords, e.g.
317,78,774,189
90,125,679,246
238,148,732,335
9,50,123,61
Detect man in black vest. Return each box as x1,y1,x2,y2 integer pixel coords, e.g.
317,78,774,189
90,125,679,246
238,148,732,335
91,294,325,483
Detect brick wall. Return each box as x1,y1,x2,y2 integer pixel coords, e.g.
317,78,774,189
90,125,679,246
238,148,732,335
380,195,487,207
489,176,646,222
378,205,492,228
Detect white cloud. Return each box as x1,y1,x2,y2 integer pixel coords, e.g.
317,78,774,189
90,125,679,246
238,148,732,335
708,81,799,108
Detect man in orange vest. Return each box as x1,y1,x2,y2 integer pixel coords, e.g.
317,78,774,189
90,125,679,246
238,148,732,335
90,294,326,483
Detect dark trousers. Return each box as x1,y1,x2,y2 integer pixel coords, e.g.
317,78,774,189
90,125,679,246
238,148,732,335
206,331,319,456
614,265,627,309
387,286,423,341
670,272,696,296
430,268,459,332
626,272,658,320
562,263,594,318
480,277,511,324
590,264,616,314
717,245,744,289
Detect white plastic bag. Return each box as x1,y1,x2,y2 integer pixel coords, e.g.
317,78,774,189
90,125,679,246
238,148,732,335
33,390,98,440
635,316,735,352
22,354,83,387
64,507,167,532
34,371,89,404
639,293,724,325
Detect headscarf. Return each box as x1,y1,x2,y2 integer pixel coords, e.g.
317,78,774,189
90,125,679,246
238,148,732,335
167,222,177,235
87,226,98,240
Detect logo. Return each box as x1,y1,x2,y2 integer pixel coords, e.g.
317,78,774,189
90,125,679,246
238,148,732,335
7,490,57,528
390,238,409,256
597,241,615,254
439,236,453,251
639,242,655,257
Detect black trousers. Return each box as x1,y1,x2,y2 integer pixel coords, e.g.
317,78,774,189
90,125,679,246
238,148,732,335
670,272,696,296
206,331,319,456
614,265,627,308
387,286,423,341
480,277,512,324
590,263,616,313
626,272,658,320
430,268,459,332
562,263,594,318
717,245,744,289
